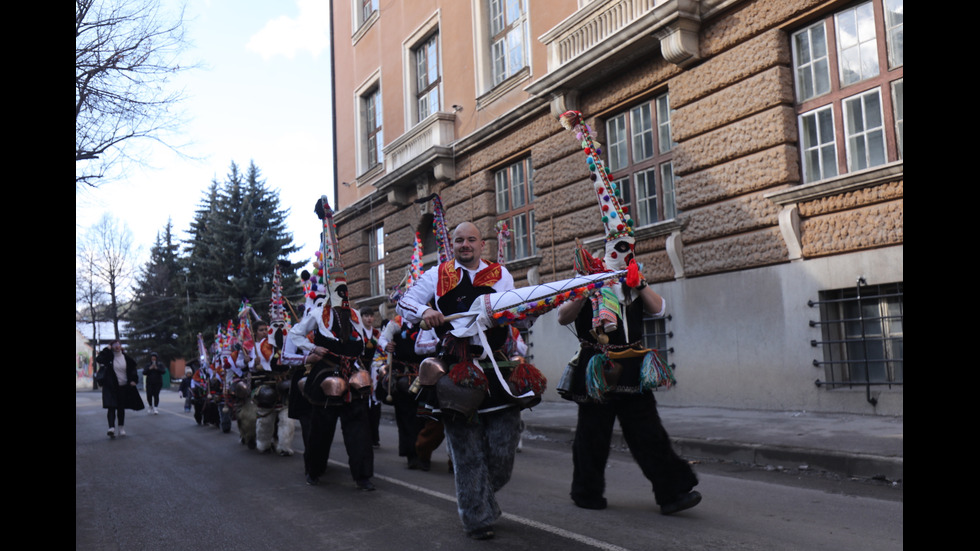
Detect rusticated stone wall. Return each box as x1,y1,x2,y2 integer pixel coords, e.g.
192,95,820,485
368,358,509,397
798,180,904,257
339,0,904,302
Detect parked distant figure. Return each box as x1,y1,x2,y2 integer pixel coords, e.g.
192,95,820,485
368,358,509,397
96,340,145,438
144,353,166,414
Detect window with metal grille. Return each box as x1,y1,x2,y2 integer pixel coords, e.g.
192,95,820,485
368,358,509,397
642,314,673,371
810,280,903,391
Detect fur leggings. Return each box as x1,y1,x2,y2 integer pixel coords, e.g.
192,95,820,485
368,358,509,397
443,406,521,532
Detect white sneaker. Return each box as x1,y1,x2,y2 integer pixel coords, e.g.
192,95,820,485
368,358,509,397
153,406,159,415
107,427,115,439
119,427,126,436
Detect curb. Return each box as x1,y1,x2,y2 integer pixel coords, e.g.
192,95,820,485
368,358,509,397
522,423,903,483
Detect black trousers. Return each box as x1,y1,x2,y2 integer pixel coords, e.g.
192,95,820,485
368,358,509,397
146,381,163,407
392,392,423,460
571,393,698,506
307,398,373,481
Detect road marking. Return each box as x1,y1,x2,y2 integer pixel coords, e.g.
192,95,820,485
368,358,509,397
332,459,632,551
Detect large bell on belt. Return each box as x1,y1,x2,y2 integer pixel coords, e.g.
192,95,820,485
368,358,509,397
231,379,250,401
320,376,348,397
348,369,372,398
418,357,448,386
302,368,349,407
255,385,278,408
277,379,291,398
435,375,485,418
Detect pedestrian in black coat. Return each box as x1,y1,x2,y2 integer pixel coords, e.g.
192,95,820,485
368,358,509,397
144,352,167,414
96,341,145,438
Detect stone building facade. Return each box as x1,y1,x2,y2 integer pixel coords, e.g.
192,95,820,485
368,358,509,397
330,0,903,415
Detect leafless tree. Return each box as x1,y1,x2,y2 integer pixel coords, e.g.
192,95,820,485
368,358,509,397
76,246,107,352
76,0,192,187
77,214,140,341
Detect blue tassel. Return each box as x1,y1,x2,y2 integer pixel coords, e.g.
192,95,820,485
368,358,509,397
586,353,610,400
640,350,676,390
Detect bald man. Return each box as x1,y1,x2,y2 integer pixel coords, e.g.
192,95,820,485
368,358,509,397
396,222,524,540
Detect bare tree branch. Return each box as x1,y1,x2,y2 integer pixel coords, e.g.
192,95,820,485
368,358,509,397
75,0,193,187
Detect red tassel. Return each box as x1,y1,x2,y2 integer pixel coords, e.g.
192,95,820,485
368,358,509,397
509,362,547,395
448,362,488,390
626,259,641,288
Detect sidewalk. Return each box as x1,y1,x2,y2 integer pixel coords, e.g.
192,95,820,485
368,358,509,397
518,400,903,482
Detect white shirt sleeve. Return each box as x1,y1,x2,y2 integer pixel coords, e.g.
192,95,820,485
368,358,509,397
288,313,317,354
396,266,439,324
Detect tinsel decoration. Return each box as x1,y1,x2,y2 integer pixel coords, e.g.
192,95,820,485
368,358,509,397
573,243,606,276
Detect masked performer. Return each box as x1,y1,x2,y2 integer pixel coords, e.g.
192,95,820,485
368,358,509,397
556,110,701,515
253,263,297,456
288,197,376,491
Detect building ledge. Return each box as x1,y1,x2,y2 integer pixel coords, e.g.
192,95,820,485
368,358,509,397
766,161,904,206
374,111,457,205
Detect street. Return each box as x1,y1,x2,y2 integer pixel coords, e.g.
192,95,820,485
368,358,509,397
76,389,902,551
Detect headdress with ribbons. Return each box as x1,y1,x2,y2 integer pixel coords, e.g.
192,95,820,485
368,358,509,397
495,220,511,265
559,110,641,277
269,262,291,330
430,194,453,264
389,231,424,304
314,195,349,308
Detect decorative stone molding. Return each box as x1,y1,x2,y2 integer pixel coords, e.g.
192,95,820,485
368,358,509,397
766,161,902,261
655,16,701,68
665,230,685,278
548,90,580,119
777,204,802,261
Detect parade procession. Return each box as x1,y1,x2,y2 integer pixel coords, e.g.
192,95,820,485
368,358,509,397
159,110,703,541
78,0,904,547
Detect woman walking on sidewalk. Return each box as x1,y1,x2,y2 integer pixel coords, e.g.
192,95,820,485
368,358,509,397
96,340,145,438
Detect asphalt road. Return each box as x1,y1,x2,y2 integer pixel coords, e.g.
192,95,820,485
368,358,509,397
76,390,902,551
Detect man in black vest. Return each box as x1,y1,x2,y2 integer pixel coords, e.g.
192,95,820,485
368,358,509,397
396,222,525,540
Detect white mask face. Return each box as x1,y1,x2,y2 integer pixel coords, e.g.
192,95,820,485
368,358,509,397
604,235,635,270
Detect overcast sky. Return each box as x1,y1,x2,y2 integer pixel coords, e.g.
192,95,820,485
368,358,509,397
76,0,335,283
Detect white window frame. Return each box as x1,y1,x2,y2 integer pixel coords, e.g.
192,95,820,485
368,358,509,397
354,72,384,177
494,157,535,262
604,92,676,228
368,225,385,296
403,13,442,128
791,0,903,183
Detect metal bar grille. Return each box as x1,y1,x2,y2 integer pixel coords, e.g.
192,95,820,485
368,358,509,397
808,277,903,405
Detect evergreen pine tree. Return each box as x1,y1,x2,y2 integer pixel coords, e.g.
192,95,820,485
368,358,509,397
178,161,302,357
127,220,182,364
